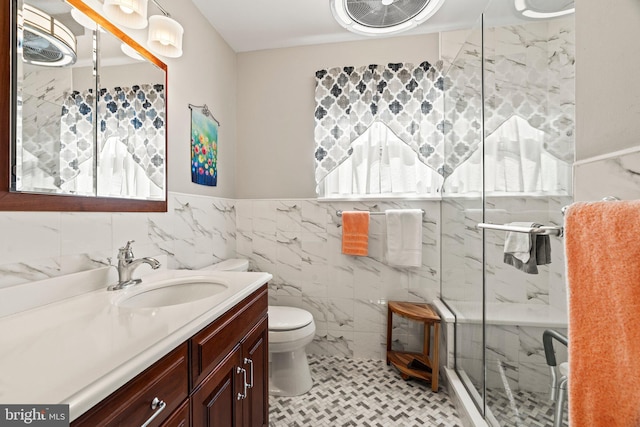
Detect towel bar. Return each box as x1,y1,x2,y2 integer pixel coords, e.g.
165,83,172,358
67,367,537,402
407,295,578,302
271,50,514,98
336,209,425,217
477,223,563,237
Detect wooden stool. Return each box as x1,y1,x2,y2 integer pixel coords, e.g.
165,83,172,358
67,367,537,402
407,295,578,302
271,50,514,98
386,301,440,392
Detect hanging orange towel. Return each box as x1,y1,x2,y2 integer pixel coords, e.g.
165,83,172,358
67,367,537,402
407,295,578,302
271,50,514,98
565,200,640,427
341,211,370,256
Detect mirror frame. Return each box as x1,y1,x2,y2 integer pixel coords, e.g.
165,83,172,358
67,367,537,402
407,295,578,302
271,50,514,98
1,0,168,212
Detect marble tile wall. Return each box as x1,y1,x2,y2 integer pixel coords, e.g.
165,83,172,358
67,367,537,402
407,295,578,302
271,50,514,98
0,192,237,289
1,191,571,384
235,199,441,360
442,195,569,393
574,150,640,202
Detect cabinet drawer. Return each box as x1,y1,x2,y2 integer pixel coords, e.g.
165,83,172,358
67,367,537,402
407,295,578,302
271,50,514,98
160,399,189,427
72,344,188,427
190,285,268,388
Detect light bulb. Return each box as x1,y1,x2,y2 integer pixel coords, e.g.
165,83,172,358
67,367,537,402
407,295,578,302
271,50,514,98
119,5,134,14
381,0,394,5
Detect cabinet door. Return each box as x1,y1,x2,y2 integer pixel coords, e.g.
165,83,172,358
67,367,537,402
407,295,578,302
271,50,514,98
241,315,268,427
192,345,244,427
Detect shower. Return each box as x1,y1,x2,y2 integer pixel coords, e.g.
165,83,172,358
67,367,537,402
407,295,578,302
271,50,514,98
439,0,574,425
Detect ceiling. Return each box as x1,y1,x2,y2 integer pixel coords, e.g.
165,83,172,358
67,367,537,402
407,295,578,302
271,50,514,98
191,0,492,53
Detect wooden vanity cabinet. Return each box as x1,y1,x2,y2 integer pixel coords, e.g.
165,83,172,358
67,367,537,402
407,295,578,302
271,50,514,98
72,344,189,427
71,285,268,427
191,287,268,427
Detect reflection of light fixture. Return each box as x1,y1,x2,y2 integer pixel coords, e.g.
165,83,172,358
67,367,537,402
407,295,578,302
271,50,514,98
70,8,105,33
103,0,149,29
121,42,145,61
331,0,446,36
22,4,77,67
514,0,574,19
147,15,184,58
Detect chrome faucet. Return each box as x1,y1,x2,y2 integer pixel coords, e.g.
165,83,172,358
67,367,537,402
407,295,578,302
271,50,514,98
108,240,161,291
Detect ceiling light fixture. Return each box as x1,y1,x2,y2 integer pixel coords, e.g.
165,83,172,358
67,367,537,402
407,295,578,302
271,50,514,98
103,0,149,29
22,4,77,67
331,0,446,36
514,0,574,19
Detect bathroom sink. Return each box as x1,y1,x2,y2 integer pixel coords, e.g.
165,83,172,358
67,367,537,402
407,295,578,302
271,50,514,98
115,278,228,309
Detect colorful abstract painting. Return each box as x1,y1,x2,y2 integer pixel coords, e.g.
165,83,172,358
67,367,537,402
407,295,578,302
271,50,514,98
191,108,218,186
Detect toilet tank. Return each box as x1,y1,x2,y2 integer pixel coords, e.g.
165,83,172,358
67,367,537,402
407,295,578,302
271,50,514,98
199,259,249,272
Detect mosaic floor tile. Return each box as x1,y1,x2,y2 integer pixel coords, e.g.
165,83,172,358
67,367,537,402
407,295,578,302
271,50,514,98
269,355,463,427
486,388,568,427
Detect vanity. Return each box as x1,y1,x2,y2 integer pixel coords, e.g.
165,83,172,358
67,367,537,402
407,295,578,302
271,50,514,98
0,268,272,427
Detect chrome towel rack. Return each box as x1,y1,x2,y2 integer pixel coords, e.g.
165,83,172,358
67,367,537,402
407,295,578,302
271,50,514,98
336,209,425,217
477,223,563,237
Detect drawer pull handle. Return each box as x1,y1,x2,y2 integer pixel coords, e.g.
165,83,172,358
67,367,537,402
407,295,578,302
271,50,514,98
237,367,248,400
244,358,254,389
141,397,166,427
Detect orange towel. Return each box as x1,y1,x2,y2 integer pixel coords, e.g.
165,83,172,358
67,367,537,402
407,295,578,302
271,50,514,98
565,200,640,427
341,211,370,256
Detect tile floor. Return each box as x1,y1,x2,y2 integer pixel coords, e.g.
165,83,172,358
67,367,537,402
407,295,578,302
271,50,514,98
269,355,463,427
486,388,568,427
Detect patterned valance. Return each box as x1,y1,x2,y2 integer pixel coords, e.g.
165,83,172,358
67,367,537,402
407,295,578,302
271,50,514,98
59,84,165,190
313,61,445,184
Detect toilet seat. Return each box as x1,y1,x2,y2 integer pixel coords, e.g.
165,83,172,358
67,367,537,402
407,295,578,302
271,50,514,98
268,306,313,331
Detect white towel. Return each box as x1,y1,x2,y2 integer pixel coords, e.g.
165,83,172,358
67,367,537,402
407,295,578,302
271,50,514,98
385,209,423,267
503,222,535,263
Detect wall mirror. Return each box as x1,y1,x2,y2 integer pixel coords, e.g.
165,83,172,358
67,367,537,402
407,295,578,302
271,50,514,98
0,0,167,211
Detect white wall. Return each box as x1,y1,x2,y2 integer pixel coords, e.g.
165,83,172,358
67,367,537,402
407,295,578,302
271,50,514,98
235,34,440,199
81,0,238,198
576,0,640,161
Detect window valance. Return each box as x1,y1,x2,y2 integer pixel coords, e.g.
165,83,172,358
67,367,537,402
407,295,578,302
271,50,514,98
313,61,445,184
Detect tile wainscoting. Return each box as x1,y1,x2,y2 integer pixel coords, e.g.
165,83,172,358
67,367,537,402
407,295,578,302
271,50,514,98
0,193,572,371
235,199,442,360
0,192,237,289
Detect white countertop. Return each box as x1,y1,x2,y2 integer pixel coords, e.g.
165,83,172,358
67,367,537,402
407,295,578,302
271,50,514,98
0,268,272,421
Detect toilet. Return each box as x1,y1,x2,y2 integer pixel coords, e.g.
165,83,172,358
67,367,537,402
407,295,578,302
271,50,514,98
199,259,316,396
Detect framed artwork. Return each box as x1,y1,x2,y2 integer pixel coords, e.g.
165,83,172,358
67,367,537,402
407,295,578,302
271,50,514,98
190,104,219,186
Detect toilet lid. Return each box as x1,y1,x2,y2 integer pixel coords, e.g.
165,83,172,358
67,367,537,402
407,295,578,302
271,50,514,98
268,306,313,330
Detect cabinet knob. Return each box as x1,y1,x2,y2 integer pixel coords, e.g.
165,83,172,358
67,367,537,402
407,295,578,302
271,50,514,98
141,397,166,427
243,358,254,389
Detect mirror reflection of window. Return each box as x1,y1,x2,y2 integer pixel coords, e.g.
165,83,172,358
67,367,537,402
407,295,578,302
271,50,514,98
318,122,443,199
96,29,166,199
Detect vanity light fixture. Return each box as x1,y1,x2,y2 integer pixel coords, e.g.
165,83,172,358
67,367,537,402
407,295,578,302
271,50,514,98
330,0,446,36
71,8,105,33
513,0,574,19
120,42,145,61
102,0,184,58
147,14,184,58
22,4,77,67
103,0,149,29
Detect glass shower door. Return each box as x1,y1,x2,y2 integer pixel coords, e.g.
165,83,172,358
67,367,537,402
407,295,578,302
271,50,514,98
440,15,486,416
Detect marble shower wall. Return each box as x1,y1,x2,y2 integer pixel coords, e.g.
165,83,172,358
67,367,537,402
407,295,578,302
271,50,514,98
0,192,237,290
442,196,570,310
574,150,640,202
235,199,441,360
